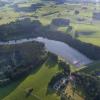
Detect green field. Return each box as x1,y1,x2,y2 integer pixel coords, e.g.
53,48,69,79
78,37,100,46
3,59,61,100
71,23,100,46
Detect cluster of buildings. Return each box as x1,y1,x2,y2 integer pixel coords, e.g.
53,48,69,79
53,77,68,91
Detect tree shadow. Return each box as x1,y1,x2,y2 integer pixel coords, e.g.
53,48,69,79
30,58,47,75
45,58,57,68
46,87,56,96
0,76,26,100
45,53,58,68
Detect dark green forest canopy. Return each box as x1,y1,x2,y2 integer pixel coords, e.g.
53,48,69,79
0,41,46,65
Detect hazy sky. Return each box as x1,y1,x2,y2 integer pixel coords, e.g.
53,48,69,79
1,0,10,2
0,0,27,3
0,0,100,2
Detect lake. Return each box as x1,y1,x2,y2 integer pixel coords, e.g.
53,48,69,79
0,37,92,67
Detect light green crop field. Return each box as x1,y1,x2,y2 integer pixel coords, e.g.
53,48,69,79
71,23,100,46
78,37,100,46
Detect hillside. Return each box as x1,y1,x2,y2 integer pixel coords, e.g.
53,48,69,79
3,58,61,100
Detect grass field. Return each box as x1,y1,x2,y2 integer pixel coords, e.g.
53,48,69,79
3,59,61,100
71,23,100,46
78,37,100,46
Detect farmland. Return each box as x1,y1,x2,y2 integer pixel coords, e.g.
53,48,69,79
0,0,100,100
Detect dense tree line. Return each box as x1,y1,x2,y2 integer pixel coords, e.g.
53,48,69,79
49,61,70,88
0,18,100,60
58,61,70,76
0,19,42,41
72,73,100,100
48,73,66,89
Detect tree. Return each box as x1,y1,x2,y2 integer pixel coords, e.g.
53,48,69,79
74,10,80,15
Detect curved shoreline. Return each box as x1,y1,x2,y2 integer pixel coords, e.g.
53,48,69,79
0,37,92,67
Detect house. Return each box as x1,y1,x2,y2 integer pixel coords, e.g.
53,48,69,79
53,77,68,91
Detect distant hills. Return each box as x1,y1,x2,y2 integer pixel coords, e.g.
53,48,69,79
0,0,99,7
42,0,100,3
0,0,28,4
0,1,6,7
